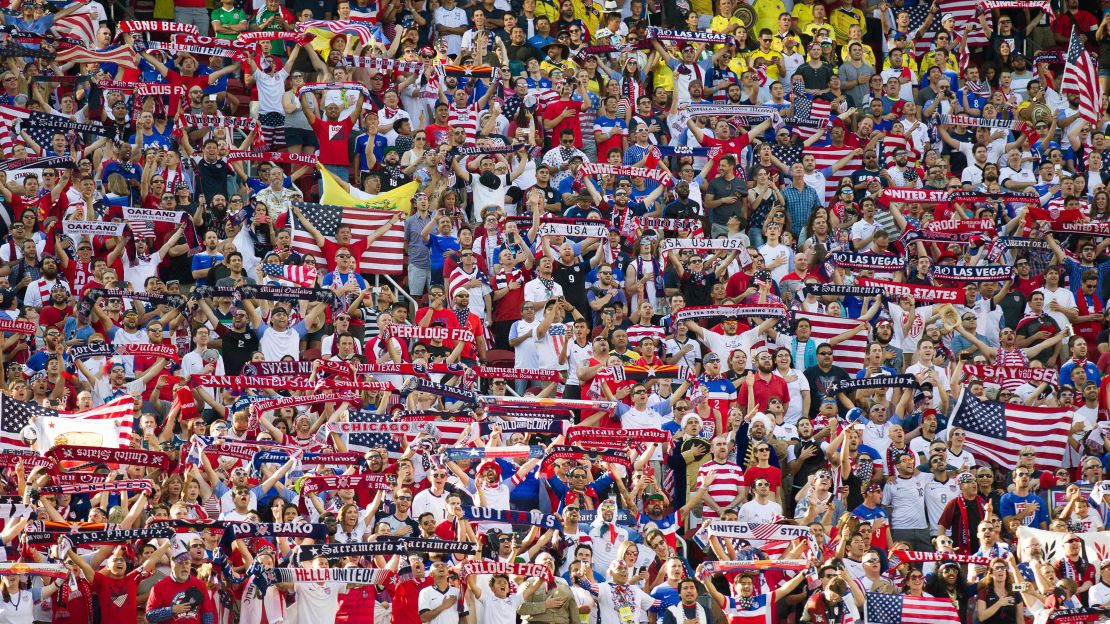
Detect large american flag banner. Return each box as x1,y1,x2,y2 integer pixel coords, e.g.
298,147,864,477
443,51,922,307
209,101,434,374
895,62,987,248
865,592,961,624
52,5,97,45
808,145,863,203
1062,26,1103,126
795,311,867,375
949,392,1070,470
290,202,405,275
0,394,135,451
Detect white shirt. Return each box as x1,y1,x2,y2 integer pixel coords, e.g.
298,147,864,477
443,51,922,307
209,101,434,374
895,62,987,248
257,321,306,361
924,475,959,533
737,498,783,524
759,242,793,283
596,582,656,624
478,591,523,624
905,363,949,410
413,488,450,523
433,6,469,56
881,473,930,529
524,278,563,305
294,582,341,624
1036,285,1076,330
509,317,543,369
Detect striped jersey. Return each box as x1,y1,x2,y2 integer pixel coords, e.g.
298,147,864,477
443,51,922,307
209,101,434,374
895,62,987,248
695,460,745,521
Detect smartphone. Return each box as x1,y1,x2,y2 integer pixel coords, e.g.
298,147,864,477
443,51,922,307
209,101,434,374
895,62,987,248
1014,583,1029,592
644,467,654,479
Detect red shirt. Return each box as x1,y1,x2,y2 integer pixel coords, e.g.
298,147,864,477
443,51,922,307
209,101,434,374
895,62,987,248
145,575,216,624
93,570,148,624
322,238,369,273
312,117,356,166
700,133,752,180
165,71,209,116
337,585,378,623
424,124,451,150
542,99,584,147
390,577,432,624
39,304,71,332
743,373,789,411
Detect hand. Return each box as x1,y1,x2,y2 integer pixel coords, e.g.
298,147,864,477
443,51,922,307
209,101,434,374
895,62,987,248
544,596,566,608
172,603,193,615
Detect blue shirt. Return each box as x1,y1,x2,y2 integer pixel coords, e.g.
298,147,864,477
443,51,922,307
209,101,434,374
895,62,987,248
782,183,821,236
999,491,1049,528
427,233,459,274
191,252,224,285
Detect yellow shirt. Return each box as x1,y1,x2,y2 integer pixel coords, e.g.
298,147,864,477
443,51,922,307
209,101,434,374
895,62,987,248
652,55,675,92
918,51,960,76
829,7,865,44
691,0,715,20
753,0,787,36
709,15,745,38
881,55,919,75
839,39,877,67
541,57,579,77
792,2,816,32
535,0,559,22
727,54,750,77
749,48,783,80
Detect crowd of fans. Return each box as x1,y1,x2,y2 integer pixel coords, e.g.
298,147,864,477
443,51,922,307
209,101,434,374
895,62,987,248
0,0,1109,623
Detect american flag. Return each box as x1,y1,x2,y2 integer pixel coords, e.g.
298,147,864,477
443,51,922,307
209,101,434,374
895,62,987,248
881,134,919,167
949,392,1070,470
789,82,830,141
795,311,867,375
808,145,863,203
1062,26,1103,126
290,202,405,275
346,411,404,458
0,104,30,157
0,394,135,451
770,143,803,169
261,263,318,288
546,322,573,357
52,5,96,45
865,592,961,624
912,0,988,58
55,46,138,70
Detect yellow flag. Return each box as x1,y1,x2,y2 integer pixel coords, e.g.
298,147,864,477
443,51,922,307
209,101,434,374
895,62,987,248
318,165,417,214
307,28,336,60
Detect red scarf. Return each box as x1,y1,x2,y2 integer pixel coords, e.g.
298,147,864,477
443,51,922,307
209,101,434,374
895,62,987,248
1075,289,1104,346
954,496,985,555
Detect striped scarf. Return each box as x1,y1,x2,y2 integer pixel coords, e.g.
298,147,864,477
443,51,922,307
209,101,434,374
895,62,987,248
343,56,423,73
